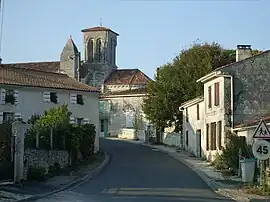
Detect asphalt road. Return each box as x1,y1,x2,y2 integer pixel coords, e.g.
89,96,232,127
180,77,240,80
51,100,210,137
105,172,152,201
36,139,235,202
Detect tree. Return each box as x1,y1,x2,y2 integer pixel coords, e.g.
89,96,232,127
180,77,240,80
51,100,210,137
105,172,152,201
142,41,237,132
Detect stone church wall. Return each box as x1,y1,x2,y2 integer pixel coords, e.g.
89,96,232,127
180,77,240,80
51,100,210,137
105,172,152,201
104,95,147,137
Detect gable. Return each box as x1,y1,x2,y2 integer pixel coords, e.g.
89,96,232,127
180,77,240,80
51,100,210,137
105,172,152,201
104,69,151,85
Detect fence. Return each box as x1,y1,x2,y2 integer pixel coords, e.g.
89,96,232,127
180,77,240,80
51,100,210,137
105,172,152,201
163,132,183,147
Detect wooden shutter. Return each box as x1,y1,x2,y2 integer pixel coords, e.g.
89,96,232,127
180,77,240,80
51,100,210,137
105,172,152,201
70,93,77,104
14,90,19,105
1,89,6,104
214,82,220,106
0,112,3,123
43,92,51,102
69,117,75,124
196,104,200,120
14,113,22,120
83,118,90,124
208,86,212,108
206,124,209,151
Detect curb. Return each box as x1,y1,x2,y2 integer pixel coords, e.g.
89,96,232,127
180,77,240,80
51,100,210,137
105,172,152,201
15,152,111,202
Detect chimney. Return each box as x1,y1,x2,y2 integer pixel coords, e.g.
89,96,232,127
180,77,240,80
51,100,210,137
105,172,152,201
236,45,252,62
156,68,160,79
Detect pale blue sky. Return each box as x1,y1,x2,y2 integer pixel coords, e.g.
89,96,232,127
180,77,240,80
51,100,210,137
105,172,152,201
1,0,269,78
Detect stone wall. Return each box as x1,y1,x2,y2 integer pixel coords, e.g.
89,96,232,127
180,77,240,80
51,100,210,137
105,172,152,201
221,51,270,125
23,149,69,180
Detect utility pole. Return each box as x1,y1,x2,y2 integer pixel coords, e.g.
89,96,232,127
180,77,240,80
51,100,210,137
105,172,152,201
0,0,4,64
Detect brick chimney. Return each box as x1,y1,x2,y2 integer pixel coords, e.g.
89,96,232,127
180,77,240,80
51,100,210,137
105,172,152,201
236,45,252,62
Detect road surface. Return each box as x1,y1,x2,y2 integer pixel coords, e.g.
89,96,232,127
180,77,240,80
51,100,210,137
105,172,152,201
36,139,235,202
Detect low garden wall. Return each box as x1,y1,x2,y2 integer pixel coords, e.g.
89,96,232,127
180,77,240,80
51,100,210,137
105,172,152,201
23,149,70,180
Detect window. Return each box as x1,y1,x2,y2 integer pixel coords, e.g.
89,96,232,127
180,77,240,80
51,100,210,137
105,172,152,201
87,39,94,62
208,86,212,108
96,38,102,62
214,82,220,106
217,121,222,149
186,131,189,146
3,112,14,123
101,120,104,132
50,92,58,104
186,108,189,123
210,122,217,150
76,118,84,125
196,104,200,120
206,124,209,151
5,89,15,104
77,94,84,105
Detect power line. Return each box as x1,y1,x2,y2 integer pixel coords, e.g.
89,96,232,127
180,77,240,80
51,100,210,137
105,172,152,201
0,0,4,57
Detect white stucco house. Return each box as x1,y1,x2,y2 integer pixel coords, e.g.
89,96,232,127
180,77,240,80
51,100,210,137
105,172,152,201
0,64,100,151
180,44,270,162
180,96,204,158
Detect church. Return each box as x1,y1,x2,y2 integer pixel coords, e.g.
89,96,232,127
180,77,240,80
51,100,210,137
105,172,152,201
5,26,152,139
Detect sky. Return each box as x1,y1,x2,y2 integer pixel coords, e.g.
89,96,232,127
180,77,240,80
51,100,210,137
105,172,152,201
1,0,269,79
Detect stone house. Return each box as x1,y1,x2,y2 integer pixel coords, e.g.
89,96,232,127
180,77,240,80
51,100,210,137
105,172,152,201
0,64,100,151
181,45,270,161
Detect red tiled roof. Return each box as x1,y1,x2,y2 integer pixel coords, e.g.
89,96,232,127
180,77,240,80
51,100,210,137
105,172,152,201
3,61,60,73
104,69,151,85
81,26,119,36
234,115,270,128
0,65,99,92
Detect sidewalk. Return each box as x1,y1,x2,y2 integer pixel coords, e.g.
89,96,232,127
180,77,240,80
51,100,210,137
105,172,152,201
117,138,270,202
0,152,110,202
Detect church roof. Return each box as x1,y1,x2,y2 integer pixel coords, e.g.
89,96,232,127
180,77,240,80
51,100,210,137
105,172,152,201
0,65,99,92
2,61,60,73
62,36,79,55
104,69,151,85
81,26,119,36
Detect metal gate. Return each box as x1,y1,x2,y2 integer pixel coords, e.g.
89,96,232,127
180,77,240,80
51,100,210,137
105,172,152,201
0,123,14,181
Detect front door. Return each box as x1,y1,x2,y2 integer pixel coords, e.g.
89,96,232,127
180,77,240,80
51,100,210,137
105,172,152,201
196,130,202,158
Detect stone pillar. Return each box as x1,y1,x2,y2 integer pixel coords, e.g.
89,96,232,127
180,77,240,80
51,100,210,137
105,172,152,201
12,121,30,183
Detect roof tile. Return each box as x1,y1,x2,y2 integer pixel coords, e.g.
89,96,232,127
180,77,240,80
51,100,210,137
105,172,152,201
104,69,151,85
0,65,99,92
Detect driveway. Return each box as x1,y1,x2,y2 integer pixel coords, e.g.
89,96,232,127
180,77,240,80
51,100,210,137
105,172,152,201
36,139,235,202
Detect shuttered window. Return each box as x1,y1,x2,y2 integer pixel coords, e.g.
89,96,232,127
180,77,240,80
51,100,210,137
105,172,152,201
206,124,209,151
208,86,212,108
211,122,217,150
196,104,200,120
214,82,220,106
217,121,222,149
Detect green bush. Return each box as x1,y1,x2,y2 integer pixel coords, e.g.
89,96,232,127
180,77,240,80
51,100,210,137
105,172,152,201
79,124,96,160
213,132,251,173
25,105,97,166
27,167,46,181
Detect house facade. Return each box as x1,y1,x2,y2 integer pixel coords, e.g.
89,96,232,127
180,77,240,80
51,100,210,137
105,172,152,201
100,88,148,138
180,96,204,158
181,45,270,161
0,65,100,151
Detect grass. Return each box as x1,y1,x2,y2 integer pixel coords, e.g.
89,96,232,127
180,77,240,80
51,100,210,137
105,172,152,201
242,185,270,196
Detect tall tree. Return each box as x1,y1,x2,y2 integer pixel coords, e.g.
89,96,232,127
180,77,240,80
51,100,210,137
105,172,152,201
142,41,237,132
